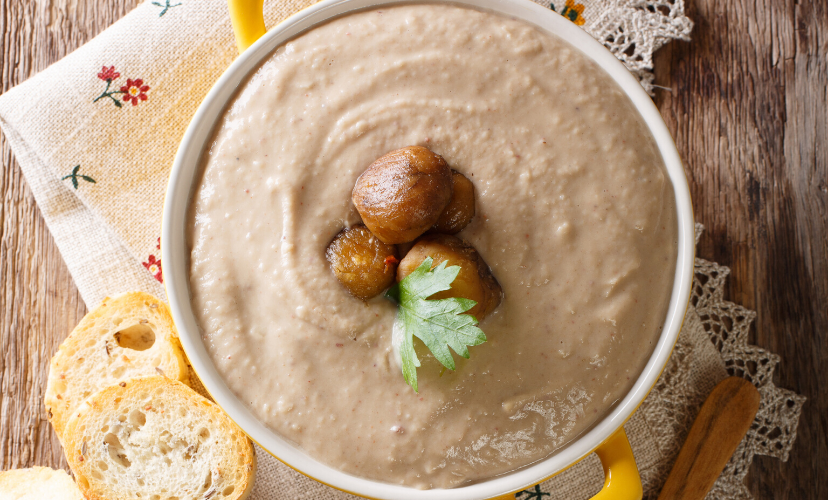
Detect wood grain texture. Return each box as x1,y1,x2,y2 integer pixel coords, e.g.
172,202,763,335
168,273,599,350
0,0,825,497
0,0,141,472
653,0,827,498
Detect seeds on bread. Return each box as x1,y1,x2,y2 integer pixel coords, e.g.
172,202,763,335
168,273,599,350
45,292,189,438
63,377,256,500
0,466,84,500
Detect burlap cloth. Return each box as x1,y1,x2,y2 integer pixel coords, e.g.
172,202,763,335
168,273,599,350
0,0,805,498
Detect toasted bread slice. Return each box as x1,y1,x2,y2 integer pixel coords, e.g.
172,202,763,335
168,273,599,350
45,292,189,438
0,466,84,500
63,377,255,500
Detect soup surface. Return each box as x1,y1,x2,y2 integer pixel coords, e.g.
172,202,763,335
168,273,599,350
188,4,677,488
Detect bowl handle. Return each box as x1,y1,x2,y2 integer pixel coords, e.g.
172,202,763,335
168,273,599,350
590,428,643,500
228,0,266,53
491,429,642,500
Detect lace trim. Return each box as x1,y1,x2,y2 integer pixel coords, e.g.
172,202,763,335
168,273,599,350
532,0,694,93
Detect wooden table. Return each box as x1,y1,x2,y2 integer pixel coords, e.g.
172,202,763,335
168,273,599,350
0,0,825,497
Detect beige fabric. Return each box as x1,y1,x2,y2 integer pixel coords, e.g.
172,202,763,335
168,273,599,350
0,0,803,498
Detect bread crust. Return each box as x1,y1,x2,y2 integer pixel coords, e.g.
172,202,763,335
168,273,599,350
64,377,256,500
45,292,189,439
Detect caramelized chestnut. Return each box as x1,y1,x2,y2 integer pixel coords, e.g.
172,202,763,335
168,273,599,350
352,146,452,244
397,234,501,320
326,225,399,300
432,170,475,234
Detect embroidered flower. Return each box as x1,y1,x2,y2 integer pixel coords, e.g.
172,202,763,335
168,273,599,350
93,68,150,109
152,0,182,16
516,485,550,499
97,66,120,81
559,0,586,26
120,79,150,106
143,255,163,283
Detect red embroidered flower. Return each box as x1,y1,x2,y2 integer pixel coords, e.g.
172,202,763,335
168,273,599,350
97,65,120,81
143,254,163,283
156,237,161,250
120,79,150,106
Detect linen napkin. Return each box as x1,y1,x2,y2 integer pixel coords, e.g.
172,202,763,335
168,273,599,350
0,0,804,499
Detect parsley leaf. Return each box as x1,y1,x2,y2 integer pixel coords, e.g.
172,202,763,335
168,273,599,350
385,257,487,392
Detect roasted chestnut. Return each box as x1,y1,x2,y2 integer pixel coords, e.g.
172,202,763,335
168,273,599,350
397,234,501,320
326,225,399,300
432,170,475,234
352,146,452,244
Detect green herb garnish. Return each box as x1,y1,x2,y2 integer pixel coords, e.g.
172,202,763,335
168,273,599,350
385,257,487,392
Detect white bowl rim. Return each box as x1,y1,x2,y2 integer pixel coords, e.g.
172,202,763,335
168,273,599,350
162,1,695,498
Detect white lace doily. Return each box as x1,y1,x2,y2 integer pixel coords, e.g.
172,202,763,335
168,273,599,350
531,0,694,93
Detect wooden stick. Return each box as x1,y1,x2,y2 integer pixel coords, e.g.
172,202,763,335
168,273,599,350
657,376,761,500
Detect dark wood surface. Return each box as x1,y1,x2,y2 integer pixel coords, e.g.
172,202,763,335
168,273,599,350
0,0,824,498
0,0,140,473
653,1,826,497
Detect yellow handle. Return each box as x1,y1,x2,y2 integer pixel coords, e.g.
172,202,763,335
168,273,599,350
591,429,643,500
491,429,641,500
228,0,266,53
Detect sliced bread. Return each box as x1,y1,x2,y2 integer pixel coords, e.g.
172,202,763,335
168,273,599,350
45,292,189,438
0,466,84,500
63,377,256,500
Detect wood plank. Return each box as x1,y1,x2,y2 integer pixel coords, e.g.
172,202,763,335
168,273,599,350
0,0,141,471
653,0,827,498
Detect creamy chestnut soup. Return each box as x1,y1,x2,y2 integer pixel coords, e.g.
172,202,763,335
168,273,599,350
188,4,677,488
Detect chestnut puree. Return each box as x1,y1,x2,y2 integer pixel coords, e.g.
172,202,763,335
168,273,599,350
188,4,677,488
